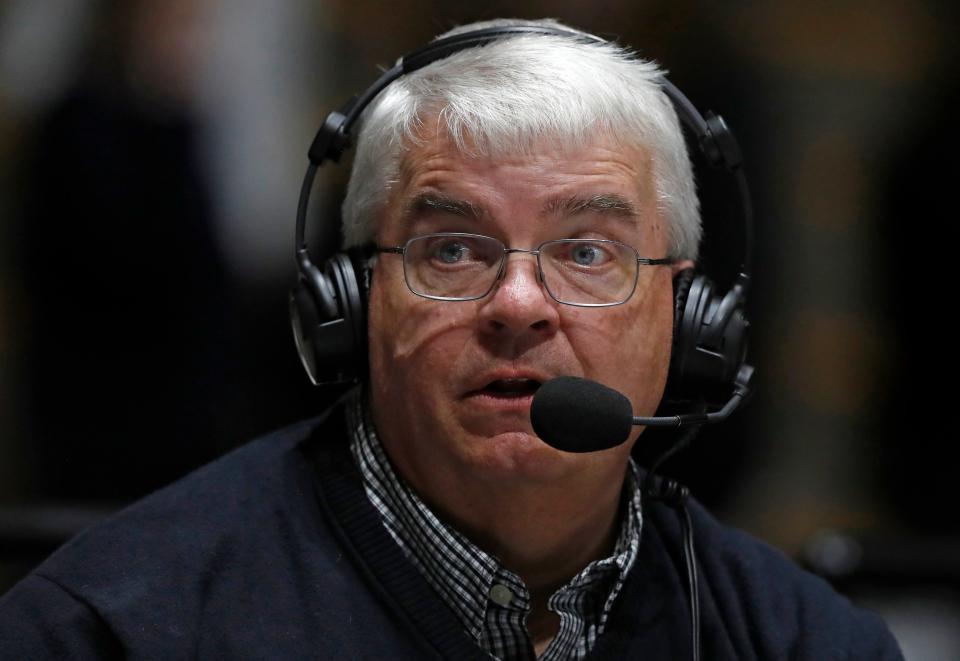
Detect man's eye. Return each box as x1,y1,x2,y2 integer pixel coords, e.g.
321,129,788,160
434,241,469,263
569,243,608,266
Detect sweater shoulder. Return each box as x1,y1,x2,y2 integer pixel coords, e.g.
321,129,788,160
676,499,903,659
25,414,334,610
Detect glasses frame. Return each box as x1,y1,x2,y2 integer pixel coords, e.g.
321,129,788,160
375,232,677,308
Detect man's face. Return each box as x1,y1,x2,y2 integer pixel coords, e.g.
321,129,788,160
367,126,687,500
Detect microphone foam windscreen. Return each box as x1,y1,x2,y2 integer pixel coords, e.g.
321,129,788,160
530,376,633,453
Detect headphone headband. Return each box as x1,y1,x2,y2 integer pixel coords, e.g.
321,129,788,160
291,24,754,395
309,26,744,170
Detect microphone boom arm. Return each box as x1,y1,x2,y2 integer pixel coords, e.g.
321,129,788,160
633,365,753,427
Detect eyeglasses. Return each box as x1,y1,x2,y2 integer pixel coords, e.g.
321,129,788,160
375,233,677,307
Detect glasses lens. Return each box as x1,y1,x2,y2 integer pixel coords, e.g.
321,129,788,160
539,239,639,306
404,234,503,300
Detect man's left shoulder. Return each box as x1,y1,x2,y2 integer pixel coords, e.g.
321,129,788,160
685,500,903,659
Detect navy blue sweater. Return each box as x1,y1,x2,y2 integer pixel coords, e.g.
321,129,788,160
0,407,902,659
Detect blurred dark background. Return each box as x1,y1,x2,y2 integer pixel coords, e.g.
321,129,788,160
2,1,958,656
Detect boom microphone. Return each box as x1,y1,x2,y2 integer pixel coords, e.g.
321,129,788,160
530,377,634,453
531,371,753,453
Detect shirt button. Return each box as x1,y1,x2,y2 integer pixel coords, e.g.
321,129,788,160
489,583,513,607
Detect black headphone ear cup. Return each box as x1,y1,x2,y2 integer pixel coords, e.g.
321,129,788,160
668,268,703,401
290,261,334,385
668,269,749,403
325,252,367,377
672,268,696,343
289,252,366,385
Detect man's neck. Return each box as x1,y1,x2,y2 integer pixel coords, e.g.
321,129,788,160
529,606,561,656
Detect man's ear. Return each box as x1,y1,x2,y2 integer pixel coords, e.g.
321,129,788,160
671,259,695,276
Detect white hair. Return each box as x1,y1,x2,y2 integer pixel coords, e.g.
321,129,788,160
341,18,701,259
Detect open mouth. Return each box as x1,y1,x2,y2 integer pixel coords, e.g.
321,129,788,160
476,378,542,399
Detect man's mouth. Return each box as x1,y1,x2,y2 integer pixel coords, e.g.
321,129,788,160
474,378,542,399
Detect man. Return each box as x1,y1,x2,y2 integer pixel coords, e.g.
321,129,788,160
0,18,901,660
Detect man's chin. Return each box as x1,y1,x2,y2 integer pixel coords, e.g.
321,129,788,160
459,428,581,483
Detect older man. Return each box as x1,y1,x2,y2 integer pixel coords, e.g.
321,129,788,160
1,18,900,661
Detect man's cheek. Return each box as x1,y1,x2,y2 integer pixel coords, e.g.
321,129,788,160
394,308,475,360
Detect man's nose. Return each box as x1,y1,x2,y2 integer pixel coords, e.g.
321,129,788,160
477,254,560,338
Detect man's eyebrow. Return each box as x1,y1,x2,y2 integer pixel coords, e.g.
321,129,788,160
403,193,486,221
543,194,641,221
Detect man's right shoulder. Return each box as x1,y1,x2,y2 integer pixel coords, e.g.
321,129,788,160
50,414,332,576
0,410,362,658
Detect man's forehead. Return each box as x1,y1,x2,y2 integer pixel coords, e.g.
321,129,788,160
398,125,650,191
375,118,661,243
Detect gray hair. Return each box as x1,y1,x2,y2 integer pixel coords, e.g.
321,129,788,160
341,18,701,260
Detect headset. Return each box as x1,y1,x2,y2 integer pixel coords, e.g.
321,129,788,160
289,24,754,410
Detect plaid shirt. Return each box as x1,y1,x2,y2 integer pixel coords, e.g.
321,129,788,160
347,396,642,660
